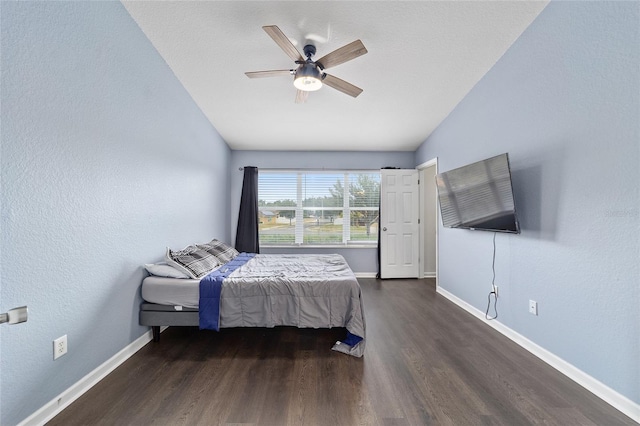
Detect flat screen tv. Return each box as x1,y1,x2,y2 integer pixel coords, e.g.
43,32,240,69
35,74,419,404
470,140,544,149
435,153,520,234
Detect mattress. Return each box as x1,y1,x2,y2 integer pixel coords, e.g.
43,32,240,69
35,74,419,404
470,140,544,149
141,276,199,308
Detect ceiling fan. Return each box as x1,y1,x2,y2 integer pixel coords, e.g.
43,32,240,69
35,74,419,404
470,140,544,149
245,25,368,103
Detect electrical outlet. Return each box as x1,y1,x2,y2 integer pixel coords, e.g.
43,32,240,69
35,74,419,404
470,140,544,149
53,335,67,360
529,300,538,316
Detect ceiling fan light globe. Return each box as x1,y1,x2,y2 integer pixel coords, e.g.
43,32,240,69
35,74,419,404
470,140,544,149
294,76,323,91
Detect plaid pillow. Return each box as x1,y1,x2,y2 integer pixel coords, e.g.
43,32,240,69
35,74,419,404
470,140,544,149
197,239,240,264
165,245,221,279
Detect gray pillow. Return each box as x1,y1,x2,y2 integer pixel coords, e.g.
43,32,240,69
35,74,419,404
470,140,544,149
165,245,221,279
197,239,240,264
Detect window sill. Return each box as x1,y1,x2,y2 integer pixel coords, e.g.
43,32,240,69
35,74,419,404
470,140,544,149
261,244,377,249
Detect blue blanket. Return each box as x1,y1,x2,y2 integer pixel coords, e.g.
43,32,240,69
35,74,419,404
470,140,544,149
199,253,255,330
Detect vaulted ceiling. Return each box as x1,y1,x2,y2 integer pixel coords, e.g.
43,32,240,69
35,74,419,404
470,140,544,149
122,1,548,151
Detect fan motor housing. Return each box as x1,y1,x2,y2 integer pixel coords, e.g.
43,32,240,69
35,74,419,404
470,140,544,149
303,44,317,59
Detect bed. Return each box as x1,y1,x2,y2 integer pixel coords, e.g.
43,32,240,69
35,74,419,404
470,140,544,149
139,251,366,357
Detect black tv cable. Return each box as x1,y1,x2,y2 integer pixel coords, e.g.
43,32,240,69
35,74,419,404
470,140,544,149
485,232,498,320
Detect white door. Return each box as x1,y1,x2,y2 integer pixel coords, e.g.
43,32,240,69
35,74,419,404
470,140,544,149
380,169,420,279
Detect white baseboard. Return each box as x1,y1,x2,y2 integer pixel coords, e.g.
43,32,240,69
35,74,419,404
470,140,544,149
436,287,640,424
354,272,377,278
356,273,438,279
355,272,437,279
19,327,164,426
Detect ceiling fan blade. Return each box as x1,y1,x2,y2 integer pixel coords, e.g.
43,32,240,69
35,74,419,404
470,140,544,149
245,70,292,78
322,74,363,98
295,89,309,104
262,25,304,62
315,40,367,70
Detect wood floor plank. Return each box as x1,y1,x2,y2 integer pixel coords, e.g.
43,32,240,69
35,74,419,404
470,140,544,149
46,278,637,426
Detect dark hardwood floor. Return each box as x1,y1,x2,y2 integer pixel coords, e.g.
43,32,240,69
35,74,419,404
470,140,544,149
48,278,636,425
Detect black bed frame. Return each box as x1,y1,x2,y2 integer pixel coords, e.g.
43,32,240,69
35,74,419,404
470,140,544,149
140,303,199,342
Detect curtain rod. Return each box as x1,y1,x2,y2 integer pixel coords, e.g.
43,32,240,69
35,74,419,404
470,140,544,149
238,167,381,172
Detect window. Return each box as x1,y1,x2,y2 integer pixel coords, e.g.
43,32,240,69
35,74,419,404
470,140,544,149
258,170,380,247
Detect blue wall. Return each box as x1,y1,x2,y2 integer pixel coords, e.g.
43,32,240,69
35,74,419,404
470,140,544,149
230,151,415,273
0,2,231,424
416,1,639,406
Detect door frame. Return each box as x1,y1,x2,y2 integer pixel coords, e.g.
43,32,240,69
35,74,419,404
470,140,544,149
417,158,439,287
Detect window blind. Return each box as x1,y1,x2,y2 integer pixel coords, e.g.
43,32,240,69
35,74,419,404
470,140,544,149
258,170,380,246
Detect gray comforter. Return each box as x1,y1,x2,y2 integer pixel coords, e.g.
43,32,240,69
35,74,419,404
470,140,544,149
217,253,366,357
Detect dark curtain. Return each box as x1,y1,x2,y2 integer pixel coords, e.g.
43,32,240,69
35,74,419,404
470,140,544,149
235,166,260,254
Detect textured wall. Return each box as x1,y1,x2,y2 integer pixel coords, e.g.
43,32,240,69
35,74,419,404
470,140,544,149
230,151,415,273
416,1,639,405
0,2,230,424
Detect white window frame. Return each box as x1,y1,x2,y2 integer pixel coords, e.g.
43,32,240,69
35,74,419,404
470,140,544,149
258,169,380,248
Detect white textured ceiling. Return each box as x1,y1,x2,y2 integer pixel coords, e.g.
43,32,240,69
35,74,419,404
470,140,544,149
122,1,548,152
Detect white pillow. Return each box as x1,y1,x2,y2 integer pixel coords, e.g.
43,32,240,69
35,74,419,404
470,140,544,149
143,263,190,279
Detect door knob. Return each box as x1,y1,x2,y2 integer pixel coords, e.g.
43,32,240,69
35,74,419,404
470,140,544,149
382,227,387,231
